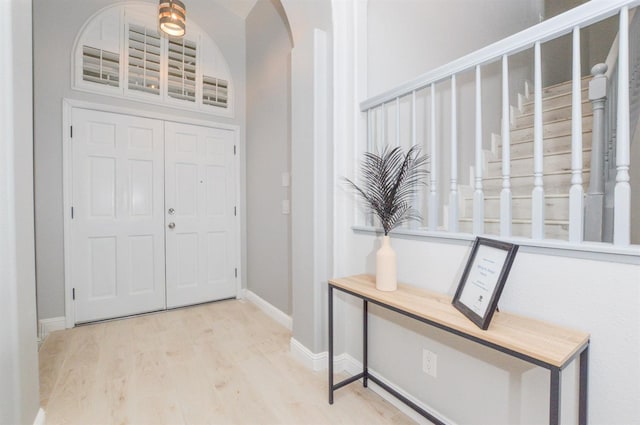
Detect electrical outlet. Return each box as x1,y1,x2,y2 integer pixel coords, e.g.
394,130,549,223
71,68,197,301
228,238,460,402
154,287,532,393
422,349,437,378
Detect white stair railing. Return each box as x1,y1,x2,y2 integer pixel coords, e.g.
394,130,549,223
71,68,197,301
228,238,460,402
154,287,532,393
614,6,632,246
569,26,585,243
449,75,459,233
360,0,640,249
589,7,640,243
531,41,545,240
500,55,512,238
473,65,484,235
428,84,438,231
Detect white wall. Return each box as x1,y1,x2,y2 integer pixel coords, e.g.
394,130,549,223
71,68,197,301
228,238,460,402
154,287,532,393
329,1,640,424
246,0,293,314
33,0,247,320
340,235,640,424
0,1,41,423
367,0,543,206
367,0,544,97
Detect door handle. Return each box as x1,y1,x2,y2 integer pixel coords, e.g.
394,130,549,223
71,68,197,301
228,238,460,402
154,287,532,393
168,222,176,229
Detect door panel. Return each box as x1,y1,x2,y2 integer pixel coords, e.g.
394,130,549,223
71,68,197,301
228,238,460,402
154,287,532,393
165,122,237,308
129,235,155,293
70,109,237,322
89,236,117,298
71,108,165,323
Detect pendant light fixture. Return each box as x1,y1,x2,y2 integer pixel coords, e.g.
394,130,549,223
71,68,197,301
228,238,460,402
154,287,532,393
158,0,186,37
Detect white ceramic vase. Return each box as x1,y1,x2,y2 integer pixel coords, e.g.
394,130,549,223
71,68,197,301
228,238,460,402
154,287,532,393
376,235,397,291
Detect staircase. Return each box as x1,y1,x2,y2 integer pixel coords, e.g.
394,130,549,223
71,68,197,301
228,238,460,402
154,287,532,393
459,76,593,239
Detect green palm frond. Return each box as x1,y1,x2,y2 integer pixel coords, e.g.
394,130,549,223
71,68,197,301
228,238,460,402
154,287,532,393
345,145,429,235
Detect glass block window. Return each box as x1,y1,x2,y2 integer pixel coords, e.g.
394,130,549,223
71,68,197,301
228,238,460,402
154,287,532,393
74,4,233,115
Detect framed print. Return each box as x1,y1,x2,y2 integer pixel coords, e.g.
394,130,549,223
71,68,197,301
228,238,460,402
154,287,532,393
452,237,519,330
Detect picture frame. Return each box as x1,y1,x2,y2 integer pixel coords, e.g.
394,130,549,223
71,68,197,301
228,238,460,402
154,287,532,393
452,237,519,330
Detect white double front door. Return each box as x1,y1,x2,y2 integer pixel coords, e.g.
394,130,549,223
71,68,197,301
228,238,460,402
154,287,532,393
70,108,237,323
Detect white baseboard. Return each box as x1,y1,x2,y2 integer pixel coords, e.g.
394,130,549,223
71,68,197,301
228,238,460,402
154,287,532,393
289,339,454,425
341,354,455,425
288,338,354,373
33,408,45,425
289,338,327,371
38,317,66,342
242,289,292,331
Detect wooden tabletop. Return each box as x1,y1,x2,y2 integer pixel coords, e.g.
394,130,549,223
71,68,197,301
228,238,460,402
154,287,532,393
329,274,590,368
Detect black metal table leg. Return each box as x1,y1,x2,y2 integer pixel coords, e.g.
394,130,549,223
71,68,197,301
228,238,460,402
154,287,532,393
579,346,589,425
550,367,561,425
363,299,368,388
328,285,334,404
326,282,589,425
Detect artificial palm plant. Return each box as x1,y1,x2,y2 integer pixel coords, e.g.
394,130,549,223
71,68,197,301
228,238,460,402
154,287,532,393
345,145,429,235
345,145,429,291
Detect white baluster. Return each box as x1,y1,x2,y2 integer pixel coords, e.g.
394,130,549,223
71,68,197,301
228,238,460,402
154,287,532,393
500,55,512,237
532,41,545,240
614,6,631,246
473,65,484,235
569,26,584,243
381,102,386,149
366,108,374,226
412,91,417,147
411,90,421,228
449,74,458,232
396,97,401,147
604,77,611,176
367,108,373,152
428,83,439,231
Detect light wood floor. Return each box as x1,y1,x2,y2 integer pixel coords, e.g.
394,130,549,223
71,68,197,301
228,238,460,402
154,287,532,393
39,299,415,425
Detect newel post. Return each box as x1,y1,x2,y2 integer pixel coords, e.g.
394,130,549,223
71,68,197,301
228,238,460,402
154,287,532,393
585,63,608,242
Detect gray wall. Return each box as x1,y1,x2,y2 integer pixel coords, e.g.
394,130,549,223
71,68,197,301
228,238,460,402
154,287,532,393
632,120,640,243
33,0,247,320
282,0,334,353
246,0,293,314
0,1,40,423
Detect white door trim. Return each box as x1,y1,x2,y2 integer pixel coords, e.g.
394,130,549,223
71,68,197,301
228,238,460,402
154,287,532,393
62,98,243,327
62,101,73,328
62,99,240,131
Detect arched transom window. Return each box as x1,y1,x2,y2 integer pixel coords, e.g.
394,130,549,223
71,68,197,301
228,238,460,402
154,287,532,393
73,2,233,117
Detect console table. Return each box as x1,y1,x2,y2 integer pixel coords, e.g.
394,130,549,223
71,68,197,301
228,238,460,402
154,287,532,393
328,274,590,425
